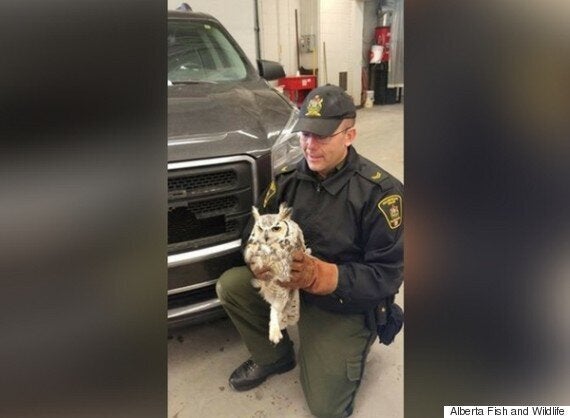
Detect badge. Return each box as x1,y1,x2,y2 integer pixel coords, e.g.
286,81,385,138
378,195,402,229
305,95,323,117
263,181,277,208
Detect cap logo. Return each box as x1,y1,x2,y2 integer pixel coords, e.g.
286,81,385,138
305,95,323,117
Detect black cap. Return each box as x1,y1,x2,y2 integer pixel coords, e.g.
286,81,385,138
292,84,356,136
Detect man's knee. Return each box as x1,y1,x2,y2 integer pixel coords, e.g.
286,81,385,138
215,266,252,303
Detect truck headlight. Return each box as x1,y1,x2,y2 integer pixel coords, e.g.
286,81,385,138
271,110,303,176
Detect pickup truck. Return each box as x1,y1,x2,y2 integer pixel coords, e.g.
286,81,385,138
167,8,303,326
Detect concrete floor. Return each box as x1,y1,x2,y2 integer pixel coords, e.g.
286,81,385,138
168,103,404,418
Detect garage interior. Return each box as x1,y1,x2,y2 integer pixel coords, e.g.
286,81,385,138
167,0,403,107
167,0,404,416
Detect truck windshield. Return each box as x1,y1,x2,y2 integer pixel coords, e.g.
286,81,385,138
168,21,248,83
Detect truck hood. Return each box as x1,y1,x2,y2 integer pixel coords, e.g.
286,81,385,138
167,80,293,162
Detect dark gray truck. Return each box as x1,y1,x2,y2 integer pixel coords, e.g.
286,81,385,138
167,9,302,326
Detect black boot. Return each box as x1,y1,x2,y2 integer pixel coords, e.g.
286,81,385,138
228,356,296,391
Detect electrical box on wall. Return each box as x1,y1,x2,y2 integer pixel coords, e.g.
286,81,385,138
299,34,316,53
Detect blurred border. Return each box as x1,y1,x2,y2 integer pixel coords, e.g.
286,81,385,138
405,0,570,416
0,1,167,417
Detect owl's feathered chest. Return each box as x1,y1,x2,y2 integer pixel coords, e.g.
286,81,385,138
245,240,297,278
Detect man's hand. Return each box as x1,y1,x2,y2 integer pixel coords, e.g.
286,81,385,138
281,251,339,295
249,264,273,282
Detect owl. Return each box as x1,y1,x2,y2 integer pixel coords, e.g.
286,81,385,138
244,203,309,344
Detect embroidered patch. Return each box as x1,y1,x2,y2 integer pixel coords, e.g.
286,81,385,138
305,95,323,117
378,195,403,229
263,181,277,208
371,171,382,180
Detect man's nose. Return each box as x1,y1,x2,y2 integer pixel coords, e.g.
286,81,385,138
303,135,320,147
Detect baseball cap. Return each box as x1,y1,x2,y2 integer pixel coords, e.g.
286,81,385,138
292,84,356,137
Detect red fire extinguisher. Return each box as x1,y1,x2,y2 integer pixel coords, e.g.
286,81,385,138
375,26,391,62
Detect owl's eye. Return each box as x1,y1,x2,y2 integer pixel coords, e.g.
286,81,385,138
271,226,282,232
257,225,263,231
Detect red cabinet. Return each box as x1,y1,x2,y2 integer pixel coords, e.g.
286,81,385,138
278,75,317,107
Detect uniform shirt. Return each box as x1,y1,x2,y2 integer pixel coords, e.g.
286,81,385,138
245,146,403,315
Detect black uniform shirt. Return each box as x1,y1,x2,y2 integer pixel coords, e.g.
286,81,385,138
247,146,404,314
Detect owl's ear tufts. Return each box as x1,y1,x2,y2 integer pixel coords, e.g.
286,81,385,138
252,206,261,222
278,202,292,220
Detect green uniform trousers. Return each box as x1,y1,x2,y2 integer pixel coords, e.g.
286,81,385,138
216,266,376,418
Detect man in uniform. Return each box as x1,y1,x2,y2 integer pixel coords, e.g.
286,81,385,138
216,84,403,418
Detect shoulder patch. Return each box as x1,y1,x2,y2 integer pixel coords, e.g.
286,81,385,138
262,180,277,208
378,194,403,229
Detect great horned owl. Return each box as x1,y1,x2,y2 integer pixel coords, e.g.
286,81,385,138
244,203,309,344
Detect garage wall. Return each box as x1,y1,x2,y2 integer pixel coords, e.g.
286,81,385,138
318,0,364,104
259,0,364,103
298,0,319,73
167,0,257,65
258,0,301,77
167,0,365,103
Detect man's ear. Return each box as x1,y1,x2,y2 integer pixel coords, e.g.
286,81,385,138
344,126,356,147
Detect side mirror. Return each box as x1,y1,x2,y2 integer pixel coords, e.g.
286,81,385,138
257,59,286,81
176,3,192,11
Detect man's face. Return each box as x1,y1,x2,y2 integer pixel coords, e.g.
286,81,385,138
300,118,356,178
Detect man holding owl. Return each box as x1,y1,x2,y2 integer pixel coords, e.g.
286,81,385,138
216,84,403,418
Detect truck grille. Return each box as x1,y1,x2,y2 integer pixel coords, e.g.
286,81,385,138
168,159,254,253
168,171,237,195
